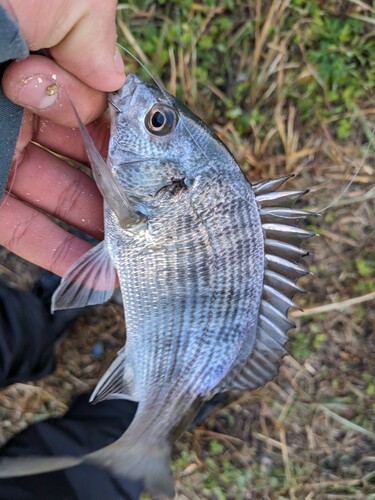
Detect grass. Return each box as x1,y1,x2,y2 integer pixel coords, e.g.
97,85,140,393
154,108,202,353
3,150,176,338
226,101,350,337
1,0,375,498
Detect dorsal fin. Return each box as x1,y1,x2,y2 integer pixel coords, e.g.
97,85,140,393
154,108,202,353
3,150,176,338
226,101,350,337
220,176,315,393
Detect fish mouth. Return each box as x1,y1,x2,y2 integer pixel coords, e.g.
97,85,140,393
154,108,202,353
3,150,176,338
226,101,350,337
109,74,142,110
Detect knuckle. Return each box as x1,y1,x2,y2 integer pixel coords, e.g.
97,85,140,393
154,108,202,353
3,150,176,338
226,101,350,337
56,178,83,222
3,207,37,254
50,233,76,276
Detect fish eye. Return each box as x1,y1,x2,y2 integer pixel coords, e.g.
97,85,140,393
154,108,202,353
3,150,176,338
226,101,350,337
145,105,178,136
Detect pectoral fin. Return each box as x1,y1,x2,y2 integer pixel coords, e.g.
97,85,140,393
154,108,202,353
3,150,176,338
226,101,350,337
52,241,116,311
70,98,143,228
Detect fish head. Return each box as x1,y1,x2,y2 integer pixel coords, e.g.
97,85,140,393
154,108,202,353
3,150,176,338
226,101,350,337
107,74,236,218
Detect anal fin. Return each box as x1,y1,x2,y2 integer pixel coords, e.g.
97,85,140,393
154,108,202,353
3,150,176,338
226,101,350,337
90,348,139,404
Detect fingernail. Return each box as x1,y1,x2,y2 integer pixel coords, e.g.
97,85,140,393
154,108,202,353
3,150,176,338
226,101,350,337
17,75,59,110
114,47,125,75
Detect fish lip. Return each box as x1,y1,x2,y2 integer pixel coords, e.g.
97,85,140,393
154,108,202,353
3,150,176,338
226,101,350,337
109,73,141,109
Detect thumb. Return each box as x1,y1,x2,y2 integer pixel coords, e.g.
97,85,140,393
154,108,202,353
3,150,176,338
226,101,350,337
49,1,126,92
2,55,108,127
2,0,125,92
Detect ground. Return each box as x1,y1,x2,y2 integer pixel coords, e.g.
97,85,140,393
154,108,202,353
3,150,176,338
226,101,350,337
1,1,374,499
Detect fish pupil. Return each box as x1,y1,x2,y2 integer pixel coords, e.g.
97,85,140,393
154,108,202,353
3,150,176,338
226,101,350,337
152,111,165,128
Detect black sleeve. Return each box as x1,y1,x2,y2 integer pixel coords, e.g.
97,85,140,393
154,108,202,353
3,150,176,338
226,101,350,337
0,87,24,200
0,4,29,201
0,284,56,386
0,393,141,500
0,5,29,63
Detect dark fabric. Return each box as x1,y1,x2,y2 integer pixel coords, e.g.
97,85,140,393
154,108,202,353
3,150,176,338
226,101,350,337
0,284,56,385
0,273,86,386
0,86,24,201
0,393,141,500
0,4,29,201
0,5,29,63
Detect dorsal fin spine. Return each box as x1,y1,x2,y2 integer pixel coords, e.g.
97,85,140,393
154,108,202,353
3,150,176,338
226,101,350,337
219,175,314,394
252,175,313,382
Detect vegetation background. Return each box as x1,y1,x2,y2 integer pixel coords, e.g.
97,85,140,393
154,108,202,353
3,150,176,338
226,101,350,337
0,0,374,498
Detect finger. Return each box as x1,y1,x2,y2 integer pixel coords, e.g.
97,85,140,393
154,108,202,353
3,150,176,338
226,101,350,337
49,0,125,92
4,0,125,92
8,111,109,184
0,195,93,277
7,143,104,240
2,55,108,127
31,116,111,165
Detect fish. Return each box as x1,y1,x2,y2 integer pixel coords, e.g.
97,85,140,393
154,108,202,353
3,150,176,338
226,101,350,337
0,74,314,496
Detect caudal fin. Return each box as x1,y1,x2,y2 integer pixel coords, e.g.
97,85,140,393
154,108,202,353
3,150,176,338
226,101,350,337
85,441,175,497
0,455,82,477
0,442,174,497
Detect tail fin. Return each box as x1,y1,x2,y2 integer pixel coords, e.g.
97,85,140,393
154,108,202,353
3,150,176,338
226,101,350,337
85,441,174,497
0,455,82,477
0,443,175,497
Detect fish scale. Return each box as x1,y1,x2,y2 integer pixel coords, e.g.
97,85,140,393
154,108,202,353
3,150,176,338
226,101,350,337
0,75,314,497
109,176,263,400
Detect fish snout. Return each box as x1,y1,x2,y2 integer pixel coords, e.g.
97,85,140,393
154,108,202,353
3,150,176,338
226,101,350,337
109,74,142,110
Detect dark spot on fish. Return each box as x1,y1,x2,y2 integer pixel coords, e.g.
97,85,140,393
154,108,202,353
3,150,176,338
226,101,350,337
168,177,186,195
156,177,186,197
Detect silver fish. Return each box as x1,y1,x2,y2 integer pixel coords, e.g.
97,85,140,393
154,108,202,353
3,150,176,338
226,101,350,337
0,74,313,496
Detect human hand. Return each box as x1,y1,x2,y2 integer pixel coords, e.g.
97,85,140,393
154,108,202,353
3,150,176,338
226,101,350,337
0,0,125,276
